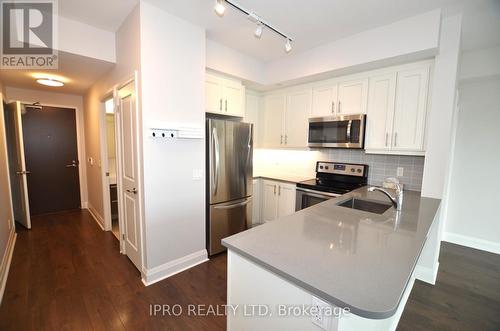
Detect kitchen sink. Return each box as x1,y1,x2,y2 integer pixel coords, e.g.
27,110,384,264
337,198,392,215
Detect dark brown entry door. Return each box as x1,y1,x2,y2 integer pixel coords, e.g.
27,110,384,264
22,106,81,215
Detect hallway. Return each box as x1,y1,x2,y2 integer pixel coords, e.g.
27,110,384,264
0,211,226,330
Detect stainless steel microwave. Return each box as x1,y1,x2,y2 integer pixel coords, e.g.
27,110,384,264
308,114,366,148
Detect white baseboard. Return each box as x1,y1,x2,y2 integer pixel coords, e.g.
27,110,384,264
0,229,17,305
415,262,439,285
443,232,500,255
86,205,105,230
81,201,89,209
142,249,208,286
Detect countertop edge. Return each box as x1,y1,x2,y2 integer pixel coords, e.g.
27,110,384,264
253,175,313,184
222,240,398,320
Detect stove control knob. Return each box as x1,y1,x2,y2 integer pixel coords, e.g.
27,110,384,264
325,166,329,170
319,166,324,169
357,169,362,173
351,168,355,172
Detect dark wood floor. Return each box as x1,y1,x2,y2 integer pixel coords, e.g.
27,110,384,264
0,210,499,330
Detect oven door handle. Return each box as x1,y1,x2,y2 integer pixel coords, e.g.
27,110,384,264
296,187,340,198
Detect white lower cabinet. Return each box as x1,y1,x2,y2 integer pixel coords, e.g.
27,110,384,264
261,180,296,222
252,179,261,225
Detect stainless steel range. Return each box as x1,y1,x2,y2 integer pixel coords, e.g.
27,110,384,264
296,161,368,211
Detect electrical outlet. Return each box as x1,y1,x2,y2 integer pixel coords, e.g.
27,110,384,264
311,296,330,330
397,167,404,177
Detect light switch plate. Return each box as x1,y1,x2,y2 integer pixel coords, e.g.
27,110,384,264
397,167,404,177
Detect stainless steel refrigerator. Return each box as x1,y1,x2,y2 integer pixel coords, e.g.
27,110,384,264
207,118,253,256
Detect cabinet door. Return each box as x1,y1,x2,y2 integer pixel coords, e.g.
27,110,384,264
223,79,244,117
261,180,278,222
205,74,223,114
252,179,261,225
285,89,311,148
392,67,429,151
311,85,337,117
261,94,285,147
338,78,368,115
245,93,260,147
365,73,396,151
277,183,296,218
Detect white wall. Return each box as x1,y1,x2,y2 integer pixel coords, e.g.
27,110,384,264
139,1,207,280
460,46,500,82
4,86,87,207
443,77,500,253
83,5,141,224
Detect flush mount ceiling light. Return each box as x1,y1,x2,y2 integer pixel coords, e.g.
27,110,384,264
214,0,293,53
36,78,64,87
214,0,226,17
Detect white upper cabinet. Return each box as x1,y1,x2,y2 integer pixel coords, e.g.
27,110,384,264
337,78,368,115
365,73,397,151
261,94,286,147
285,89,311,148
311,85,337,117
205,73,245,117
245,92,261,147
392,67,429,152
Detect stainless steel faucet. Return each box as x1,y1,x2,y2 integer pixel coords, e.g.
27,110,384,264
368,184,403,211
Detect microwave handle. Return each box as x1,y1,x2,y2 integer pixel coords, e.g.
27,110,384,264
346,120,352,141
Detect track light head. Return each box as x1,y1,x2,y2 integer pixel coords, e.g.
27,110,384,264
254,23,263,39
285,39,292,53
214,0,225,17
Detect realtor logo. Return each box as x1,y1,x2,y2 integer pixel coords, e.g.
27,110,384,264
1,0,58,69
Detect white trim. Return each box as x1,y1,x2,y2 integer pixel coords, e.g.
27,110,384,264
81,201,88,209
414,262,439,285
86,205,105,231
443,232,500,255
141,249,208,286
0,229,17,305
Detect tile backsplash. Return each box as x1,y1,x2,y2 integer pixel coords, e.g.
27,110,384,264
254,149,425,191
318,149,425,191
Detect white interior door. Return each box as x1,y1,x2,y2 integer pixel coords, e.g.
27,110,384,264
118,80,142,270
4,102,31,229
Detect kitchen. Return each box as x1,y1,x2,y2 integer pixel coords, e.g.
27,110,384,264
0,1,499,330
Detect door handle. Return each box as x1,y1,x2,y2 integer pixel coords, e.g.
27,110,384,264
65,160,79,168
212,127,220,195
16,170,31,175
126,188,138,194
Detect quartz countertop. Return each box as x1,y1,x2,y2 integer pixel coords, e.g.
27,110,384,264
253,173,314,184
222,187,441,319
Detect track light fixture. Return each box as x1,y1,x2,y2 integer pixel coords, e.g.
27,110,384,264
214,0,225,17
254,23,263,39
285,39,292,53
214,0,293,53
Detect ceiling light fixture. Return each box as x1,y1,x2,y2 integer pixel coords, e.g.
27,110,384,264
36,78,64,87
254,23,263,39
215,0,293,53
214,0,226,17
285,39,292,53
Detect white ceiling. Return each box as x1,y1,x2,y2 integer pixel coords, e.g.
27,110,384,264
0,52,114,95
150,0,500,62
58,0,138,32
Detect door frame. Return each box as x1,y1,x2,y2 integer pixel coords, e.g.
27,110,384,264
99,72,145,271
8,99,86,211
0,97,17,232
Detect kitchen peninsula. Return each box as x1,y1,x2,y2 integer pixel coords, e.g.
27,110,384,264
223,187,441,331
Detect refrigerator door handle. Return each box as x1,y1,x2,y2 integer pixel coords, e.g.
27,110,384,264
213,127,220,195
214,197,252,210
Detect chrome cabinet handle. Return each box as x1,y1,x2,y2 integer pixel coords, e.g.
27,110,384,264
219,99,222,111
274,185,276,195
394,132,398,147
338,101,341,113
331,101,335,114
225,100,227,111
385,133,389,147
284,135,288,145
278,185,281,196
126,188,138,194
280,135,283,144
